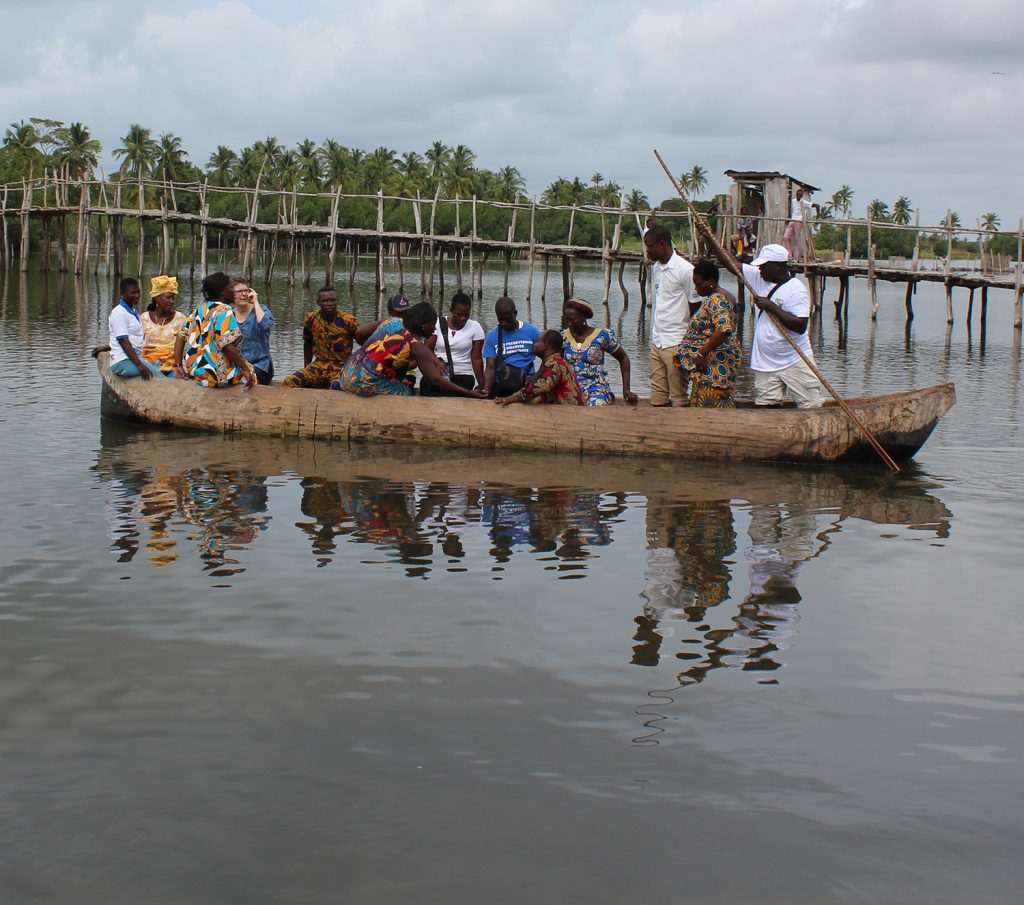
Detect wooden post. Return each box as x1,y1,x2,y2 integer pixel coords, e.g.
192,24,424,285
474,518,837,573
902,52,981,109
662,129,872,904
73,177,88,275
160,196,171,273
561,255,570,302
397,241,405,294
541,254,549,302
617,260,629,307
911,209,921,272
866,207,878,321
981,285,989,332
326,184,342,285
1,184,9,265
112,181,123,275
1015,218,1023,330
350,240,359,289
427,186,440,296
286,187,298,287
376,190,385,292
601,241,613,327
638,261,648,309
904,281,915,322
242,176,262,282
525,200,537,309
966,287,975,327
469,195,477,298
19,175,31,272
199,180,209,277
438,246,445,299
944,210,954,324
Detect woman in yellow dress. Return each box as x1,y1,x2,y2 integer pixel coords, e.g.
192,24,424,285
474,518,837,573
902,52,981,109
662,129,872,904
140,275,187,374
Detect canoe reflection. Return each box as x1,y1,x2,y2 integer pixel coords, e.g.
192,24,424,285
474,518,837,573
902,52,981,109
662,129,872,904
95,428,952,690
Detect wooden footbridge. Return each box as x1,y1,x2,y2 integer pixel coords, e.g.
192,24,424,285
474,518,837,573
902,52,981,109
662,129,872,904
1,175,1021,330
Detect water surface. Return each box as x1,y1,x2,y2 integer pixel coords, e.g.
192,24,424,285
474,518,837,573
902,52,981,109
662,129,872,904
1,257,1022,904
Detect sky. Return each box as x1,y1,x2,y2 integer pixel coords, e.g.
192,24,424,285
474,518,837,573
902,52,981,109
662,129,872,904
2,0,1022,227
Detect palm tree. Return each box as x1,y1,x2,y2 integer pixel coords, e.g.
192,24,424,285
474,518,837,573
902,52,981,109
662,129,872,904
495,165,526,203
296,139,323,188
867,198,890,222
425,141,451,191
55,122,101,180
590,172,604,188
980,211,1000,232
682,164,708,197
542,178,572,206
113,123,159,205
596,180,622,208
206,146,238,187
253,136,283,171
321,139,352,192
948,211,961,229
625,188,650,212
236,146,263,187
398,151,427,191
444,145,477,198
891,196,913,226
831,184,853,218
363,146,398,192
5,120,42,182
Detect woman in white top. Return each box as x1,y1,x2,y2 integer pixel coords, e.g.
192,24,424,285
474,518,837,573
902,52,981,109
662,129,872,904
423,293,485,395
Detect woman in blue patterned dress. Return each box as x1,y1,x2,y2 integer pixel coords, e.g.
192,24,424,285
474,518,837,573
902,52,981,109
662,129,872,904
675,260,740,407
561,299,637,406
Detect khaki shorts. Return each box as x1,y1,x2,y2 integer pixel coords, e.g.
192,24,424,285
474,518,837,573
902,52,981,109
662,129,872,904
753,359,823,409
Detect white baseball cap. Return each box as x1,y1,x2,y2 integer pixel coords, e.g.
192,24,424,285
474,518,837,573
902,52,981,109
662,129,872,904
750,244,790,266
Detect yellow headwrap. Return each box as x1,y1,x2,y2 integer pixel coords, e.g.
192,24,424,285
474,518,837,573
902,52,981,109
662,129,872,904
150,275,179,298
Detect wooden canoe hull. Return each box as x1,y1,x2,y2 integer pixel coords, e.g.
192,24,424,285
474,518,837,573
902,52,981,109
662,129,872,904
97,356,954,465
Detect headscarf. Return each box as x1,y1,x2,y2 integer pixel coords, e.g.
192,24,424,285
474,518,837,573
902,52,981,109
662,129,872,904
150,275,179,298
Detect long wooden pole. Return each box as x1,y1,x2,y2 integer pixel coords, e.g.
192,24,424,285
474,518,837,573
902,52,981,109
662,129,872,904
654,149,899,472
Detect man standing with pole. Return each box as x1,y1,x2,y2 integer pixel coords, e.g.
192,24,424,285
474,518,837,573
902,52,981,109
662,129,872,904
643,224,700,407
743,244,822,408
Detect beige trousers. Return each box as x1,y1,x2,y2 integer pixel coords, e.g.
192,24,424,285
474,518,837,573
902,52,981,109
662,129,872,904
753,359,823,409
649,344,688,406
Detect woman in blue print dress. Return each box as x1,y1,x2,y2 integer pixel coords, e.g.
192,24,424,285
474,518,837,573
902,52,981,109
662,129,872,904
560,299,637,406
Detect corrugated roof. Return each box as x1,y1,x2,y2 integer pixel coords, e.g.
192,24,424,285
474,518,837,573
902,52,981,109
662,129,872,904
724,170,821,193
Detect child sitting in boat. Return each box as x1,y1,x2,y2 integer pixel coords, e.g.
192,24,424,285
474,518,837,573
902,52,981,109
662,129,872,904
495,330,587,406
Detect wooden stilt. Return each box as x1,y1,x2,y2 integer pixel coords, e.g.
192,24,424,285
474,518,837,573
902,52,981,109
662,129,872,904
350,240,359,290
1015,219,1023,330
966,287,975,327
617,259,629,307
541,255,549,302
561,255,570,302
904,281,915,322
525,201,537,312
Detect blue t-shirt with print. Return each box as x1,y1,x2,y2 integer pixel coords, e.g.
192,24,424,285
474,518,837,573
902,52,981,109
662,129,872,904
483,321,540,373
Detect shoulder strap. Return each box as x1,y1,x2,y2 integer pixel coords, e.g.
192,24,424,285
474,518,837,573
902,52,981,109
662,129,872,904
441,319,456,373
755,279,789,321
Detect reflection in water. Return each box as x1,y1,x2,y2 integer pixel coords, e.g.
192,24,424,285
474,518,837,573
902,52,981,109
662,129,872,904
95,428,953,704
98,461,270,576
632,479,954,745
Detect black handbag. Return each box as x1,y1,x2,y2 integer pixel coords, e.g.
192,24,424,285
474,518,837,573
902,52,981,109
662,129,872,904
421,321,477,396
492,325,528,397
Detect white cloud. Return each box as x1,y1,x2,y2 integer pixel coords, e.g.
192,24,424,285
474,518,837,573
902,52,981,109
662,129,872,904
1,0,1022,223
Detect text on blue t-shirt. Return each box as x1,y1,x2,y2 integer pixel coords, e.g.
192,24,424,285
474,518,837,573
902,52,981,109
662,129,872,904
482,321,540,372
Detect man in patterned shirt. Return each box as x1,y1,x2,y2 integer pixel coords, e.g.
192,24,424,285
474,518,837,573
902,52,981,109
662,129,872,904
495,330,586,406
283,287,360,388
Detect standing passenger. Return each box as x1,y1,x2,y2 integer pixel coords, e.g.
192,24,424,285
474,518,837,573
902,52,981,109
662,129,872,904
482,297,541,398
284,287,359,388
232,277,275,385
643,225,700,407
742,244,822,408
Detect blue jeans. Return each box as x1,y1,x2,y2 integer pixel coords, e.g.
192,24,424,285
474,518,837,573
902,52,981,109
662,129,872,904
110,358,170,378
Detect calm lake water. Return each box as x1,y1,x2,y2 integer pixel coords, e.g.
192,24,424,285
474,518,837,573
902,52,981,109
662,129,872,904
1,253,1022,905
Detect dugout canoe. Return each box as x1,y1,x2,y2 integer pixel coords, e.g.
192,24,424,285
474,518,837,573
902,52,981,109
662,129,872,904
96,354,954,465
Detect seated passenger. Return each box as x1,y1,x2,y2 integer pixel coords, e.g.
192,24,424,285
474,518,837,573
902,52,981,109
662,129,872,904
482,296,541,398
333,301,485,399
100,277,166,380
283,287,359,388
561,298,637,406
232,277,275,385
173,271,256,389
495,330,586,406
421,292,485,395
141,275,187,374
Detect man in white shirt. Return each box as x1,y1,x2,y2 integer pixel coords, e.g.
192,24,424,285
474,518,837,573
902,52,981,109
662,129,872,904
643,224,700,406
782,187,819,261
742,244,822,408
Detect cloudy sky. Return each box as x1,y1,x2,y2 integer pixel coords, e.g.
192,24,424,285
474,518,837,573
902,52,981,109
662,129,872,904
3,0,1022,226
